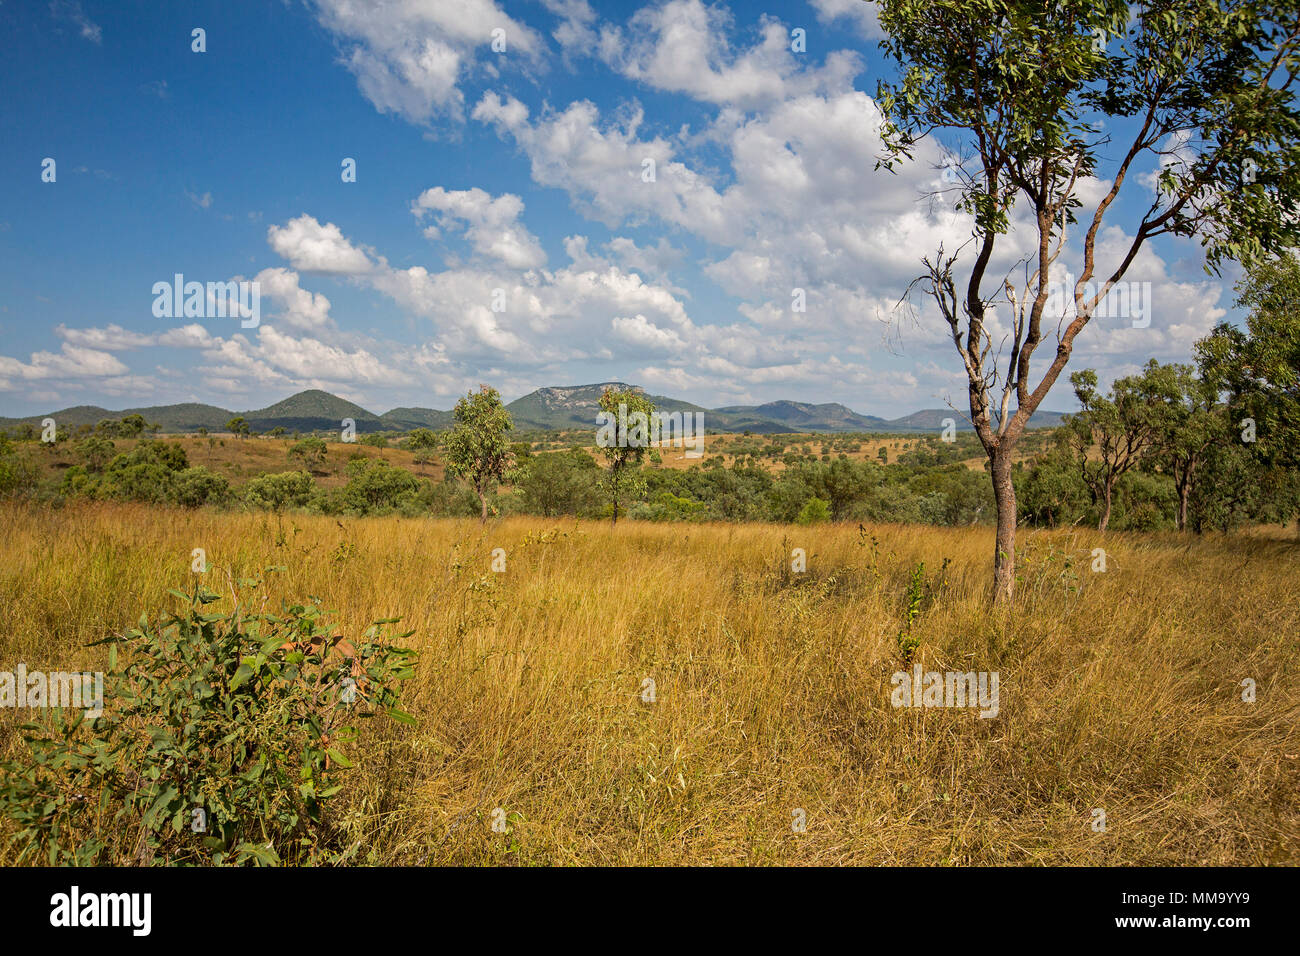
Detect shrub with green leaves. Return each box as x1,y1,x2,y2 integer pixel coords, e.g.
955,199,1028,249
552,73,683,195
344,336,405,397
245,470,315,512
58,464,96,498
170,466,231,508
341,458,421,514
75,435,116,473
0,441,38,497
102,441,189,503
796,497,831,525
631,490,708,522
287,436,328,473
0,578,416,865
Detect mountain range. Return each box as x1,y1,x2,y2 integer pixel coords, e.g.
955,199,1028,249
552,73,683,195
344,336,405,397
0,384,1067,435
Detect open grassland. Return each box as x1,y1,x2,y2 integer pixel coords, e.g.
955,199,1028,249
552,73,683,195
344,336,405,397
1,501,1297,865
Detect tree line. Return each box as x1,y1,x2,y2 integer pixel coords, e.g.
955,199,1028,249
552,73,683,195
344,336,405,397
4,264,1299,535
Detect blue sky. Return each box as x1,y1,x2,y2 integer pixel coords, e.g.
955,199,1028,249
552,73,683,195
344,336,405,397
0,0,1241,418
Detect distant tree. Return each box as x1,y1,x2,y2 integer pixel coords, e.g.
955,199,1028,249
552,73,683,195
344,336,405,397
1066,363,1177,531
58,464,96,498
1187,438,1264,533
0,436,38,496
119,414,147,438
445,385,514,524
405,428,437,450
1015,435,1090,528
1200,252,1300,533
76,436,116,473
818,458,879,519
404,428,438,474
245,471,315,513
1151,363,1226,530
170,467,230,508
92,415,145,439
288,436,328,474
102,442,189,503
226,416,250,439
596,388,655,526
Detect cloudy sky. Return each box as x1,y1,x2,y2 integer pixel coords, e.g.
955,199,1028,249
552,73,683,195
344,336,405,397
0,0,1239,418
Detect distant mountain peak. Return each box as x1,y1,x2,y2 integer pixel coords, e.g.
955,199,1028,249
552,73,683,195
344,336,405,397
0,384,1069,435
533,382,639,402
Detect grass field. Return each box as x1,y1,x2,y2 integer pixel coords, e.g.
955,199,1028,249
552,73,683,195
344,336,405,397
1,501,1297,865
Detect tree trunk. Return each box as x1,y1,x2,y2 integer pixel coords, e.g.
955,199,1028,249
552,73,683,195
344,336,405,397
1098,481,1114,531
990,444,1017,605
479,490,488,525
611,495,618,526
1176,473,1191,531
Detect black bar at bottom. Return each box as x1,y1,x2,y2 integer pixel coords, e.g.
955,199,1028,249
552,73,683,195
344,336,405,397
0,865,1286,943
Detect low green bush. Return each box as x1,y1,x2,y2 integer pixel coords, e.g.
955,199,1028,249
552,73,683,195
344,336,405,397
0,577,416,865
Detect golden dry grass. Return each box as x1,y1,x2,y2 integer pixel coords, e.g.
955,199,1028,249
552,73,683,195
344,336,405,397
1,500,1297,865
